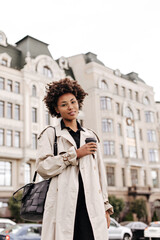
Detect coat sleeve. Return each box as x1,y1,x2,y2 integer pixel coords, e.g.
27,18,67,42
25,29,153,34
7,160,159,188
36,127,78,179
96,141,114,215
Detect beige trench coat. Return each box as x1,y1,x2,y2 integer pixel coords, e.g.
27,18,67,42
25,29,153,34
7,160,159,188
36,123,113,240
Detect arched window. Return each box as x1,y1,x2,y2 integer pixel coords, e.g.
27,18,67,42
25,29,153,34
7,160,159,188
144,96,150,105
43,66,53,78
32,85,37,97
125,107,134,119
99,79,108,89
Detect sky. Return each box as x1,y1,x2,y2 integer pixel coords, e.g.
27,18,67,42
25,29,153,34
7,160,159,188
1,0,160,100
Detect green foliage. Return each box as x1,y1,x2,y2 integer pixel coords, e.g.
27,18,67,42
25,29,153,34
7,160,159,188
123,211,133,221
8,192,24,223
109,195,125,220
130,198,147,221
152,211,158,221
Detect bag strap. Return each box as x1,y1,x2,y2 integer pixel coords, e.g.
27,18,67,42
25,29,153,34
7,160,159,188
13,127,58,201
33,127,57,183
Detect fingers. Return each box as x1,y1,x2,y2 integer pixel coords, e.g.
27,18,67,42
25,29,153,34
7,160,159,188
105,211,111,228
86,143,97,153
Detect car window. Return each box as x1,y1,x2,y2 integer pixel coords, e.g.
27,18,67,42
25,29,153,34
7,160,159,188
150,223,160,227
27,227,41,236
110,221,117,227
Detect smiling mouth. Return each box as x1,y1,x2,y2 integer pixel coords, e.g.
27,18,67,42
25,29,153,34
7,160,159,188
68,111,76,116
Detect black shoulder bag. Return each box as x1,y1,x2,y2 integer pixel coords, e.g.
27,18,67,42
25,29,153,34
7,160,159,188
13,127,57,222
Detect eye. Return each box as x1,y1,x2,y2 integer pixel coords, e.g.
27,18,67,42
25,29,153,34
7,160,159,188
71,100,76,104
61,103,67,107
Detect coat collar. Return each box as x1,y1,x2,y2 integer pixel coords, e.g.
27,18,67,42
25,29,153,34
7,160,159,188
55,122,92,149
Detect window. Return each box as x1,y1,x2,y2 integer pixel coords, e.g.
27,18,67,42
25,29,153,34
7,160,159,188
121,86,125,97
102,119,113,132
139,148,144,159
15,131,20,148
32,133,37,149
106,167,115,186
7,80,12,92
25,163,31,184
149,149,159,162
131,169,138,186
147,130,156,142
135,92,139,101
122,168,126,187
143,170,147,186
116,103,120,114
128,89,132,99
0,101,4,117
1,59,7,66
103,141,115,156
43,66,53,78
100,80,108,89
15,82,20,94
100,97,112,110
45,111,50,125
6,130,12,147
128,146,137,158
0,77,4,90
151,170,159,188
125,107,133,119
0,129,4,146
114,84,118,94
127,126,135,138
145,111,154,123
119,145,124,158
7,103,12,118
144,96,150,105
32,108,37,123
0,161,12,186
136,109,141,120
15,104,20,120
32,85,37,97
139,129,143,140
117,123,122,136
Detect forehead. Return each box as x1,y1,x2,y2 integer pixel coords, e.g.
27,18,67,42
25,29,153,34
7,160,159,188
58,93,76,102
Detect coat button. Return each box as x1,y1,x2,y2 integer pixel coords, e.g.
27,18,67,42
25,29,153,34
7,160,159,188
94,166,96,170
99,189,101,194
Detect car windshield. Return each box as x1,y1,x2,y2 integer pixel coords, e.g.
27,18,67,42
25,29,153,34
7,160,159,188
150,223,160,228
1,224,22,234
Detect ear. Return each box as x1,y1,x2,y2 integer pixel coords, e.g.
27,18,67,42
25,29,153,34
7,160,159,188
55,107,59,114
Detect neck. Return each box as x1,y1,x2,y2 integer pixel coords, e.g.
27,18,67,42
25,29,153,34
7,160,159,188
63,118,78,131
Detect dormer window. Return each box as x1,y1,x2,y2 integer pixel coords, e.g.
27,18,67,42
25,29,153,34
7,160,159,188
43,66,53,78
144,96,150,105
1,59,7,66
0,31,7,47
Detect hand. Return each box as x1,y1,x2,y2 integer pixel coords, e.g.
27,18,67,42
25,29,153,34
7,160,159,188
76,142,97,159
105,211,111,228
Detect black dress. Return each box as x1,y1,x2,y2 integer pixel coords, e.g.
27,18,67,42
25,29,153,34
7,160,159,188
61,120,94,240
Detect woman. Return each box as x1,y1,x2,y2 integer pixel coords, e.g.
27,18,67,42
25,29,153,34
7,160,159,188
36,78,113,240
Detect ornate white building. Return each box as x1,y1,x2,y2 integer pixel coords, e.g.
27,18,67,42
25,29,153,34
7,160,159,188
0,31,160,221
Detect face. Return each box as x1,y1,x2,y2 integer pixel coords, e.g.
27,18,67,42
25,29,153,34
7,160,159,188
56,93,79,121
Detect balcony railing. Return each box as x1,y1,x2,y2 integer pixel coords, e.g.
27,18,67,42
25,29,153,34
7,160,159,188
128,186,152,197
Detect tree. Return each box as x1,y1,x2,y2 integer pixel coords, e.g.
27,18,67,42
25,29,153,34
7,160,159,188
109,195,125,221
8,192,24,223
130,198,147,221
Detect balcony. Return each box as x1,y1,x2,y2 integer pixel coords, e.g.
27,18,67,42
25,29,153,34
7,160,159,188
128,186,152,198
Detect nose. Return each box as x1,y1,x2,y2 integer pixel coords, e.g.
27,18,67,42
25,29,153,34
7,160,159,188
67,103,73,109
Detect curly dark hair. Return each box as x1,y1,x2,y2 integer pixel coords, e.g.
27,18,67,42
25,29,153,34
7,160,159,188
43,78,88,117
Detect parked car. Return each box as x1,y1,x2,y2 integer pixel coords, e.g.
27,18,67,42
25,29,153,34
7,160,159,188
144,221,160,240
109,217,132,240
0,219,16,233
121,221,147,240
0,223,42,240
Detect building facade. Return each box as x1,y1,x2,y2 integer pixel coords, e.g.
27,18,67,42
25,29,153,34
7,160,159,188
0,31,160,220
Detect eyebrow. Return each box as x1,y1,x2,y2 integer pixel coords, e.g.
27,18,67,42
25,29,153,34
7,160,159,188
61,98,76,103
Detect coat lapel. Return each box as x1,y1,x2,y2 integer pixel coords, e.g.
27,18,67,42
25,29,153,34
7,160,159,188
55,124,77,148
